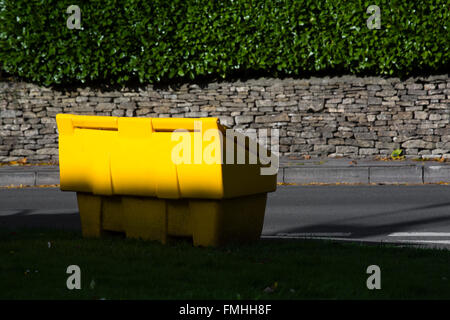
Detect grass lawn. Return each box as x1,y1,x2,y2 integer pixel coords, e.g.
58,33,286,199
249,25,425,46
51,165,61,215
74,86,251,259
1,228,449,300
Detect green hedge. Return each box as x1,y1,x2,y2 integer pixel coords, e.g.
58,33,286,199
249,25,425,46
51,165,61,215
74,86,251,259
0,0,448,86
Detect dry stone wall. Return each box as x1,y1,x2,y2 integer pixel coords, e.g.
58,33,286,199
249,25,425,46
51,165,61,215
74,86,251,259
0,75,449,162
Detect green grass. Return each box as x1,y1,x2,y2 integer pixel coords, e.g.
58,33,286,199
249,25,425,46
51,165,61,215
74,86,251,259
1,228,450,300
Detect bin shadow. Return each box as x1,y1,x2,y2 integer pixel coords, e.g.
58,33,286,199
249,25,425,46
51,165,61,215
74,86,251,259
0,209,81,231
269,202,450,238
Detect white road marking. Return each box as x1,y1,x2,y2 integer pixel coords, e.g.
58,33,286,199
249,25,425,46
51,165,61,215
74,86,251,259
394,240,450,245
0,209,78,216
261,235,450,247
389,232,450,237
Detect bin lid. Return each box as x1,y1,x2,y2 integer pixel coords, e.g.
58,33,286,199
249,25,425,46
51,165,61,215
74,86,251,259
57,114,277,199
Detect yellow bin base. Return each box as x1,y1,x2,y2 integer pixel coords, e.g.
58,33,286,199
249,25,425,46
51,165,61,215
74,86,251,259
76,193,267,247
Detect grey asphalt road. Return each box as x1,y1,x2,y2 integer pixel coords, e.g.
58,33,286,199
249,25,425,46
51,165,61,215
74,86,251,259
1,186,449,248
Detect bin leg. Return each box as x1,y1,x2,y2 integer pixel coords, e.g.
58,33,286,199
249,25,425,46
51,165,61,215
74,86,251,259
221,193,267,243
101,195,124,232
76,192,104,237
167,200,191,237
189,200,222,247
189,193,267,247
122,196,168,244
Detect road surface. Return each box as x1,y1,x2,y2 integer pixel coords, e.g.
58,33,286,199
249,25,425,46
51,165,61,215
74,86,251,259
1,186,449,248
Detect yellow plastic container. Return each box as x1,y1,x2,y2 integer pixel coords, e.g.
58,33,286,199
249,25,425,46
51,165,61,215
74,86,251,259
56,114,277,246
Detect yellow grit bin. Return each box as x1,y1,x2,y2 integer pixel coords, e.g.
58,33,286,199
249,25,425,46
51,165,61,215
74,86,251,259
56,113,277,247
